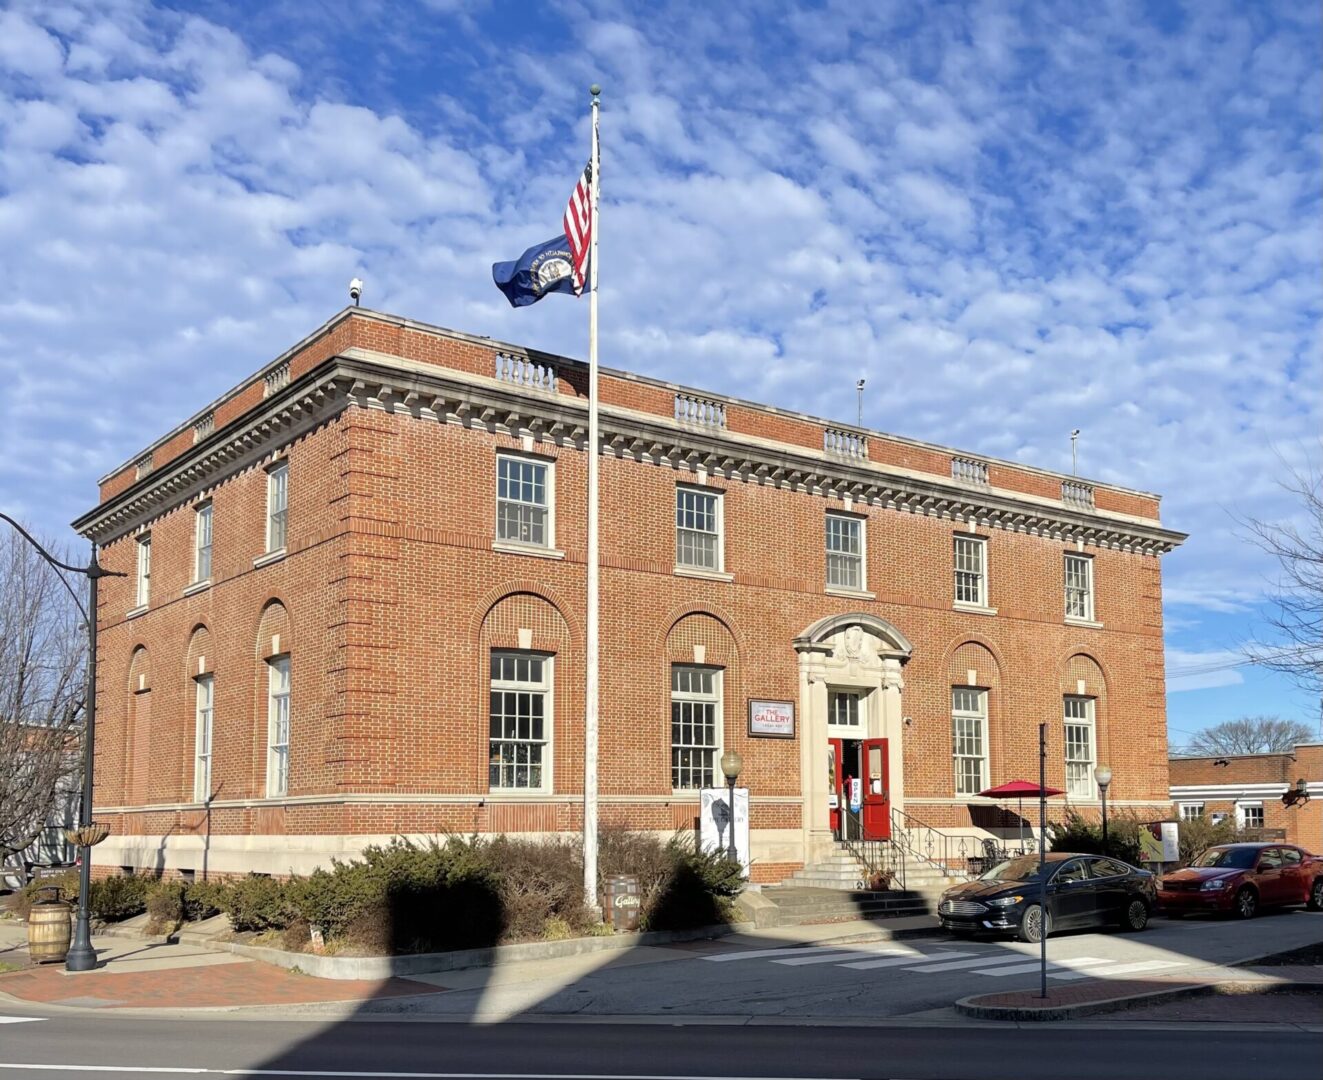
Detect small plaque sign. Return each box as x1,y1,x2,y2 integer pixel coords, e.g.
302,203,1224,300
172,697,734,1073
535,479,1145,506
748,699,795,739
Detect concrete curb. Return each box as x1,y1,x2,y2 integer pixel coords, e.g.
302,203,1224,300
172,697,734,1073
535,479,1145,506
954,977,1323,1022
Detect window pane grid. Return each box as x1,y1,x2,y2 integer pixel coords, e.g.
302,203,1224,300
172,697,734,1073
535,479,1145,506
826,515,862,589
676,490,719,570
267,658,290,797
267,466,288,551
195,505,213,582
136,537,151,606
954,537,984,605
671,665,719,789
1065,555,1093,620
1064,696,1094,798
497,458,549,546
489,651,549,790
828,691,861,727
952,689,987,795
1240,805,1264,829
194,676,213,802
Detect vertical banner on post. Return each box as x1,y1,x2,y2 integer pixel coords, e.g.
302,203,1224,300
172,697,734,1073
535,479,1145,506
700,787,750,876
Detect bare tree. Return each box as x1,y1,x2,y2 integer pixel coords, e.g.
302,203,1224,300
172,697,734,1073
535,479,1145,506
1177,715,1315,757
0,526,85,870
1243,453,1323,694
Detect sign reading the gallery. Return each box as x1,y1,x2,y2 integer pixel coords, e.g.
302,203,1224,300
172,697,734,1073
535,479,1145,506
748,699,795,739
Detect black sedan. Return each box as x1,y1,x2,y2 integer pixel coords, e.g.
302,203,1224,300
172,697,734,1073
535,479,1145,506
938,852,1157,943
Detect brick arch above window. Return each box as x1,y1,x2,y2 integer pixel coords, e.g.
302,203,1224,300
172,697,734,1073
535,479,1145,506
470,580,581,645
185,624,213,679
657,601,746,659
1060,652,1107,699
126,644,150,694
481,591,572,654
664,611,739,669
946,640,1002,689
255,599,291,660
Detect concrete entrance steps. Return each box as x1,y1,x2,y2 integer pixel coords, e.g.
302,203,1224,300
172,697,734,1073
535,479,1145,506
778,848,967,894
757,885,933,926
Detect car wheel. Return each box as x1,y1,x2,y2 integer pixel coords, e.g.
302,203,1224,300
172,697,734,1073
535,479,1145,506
1307,878,1323,912
1120,898,1150,932
1017,904,1050,943
1233,886,1257,920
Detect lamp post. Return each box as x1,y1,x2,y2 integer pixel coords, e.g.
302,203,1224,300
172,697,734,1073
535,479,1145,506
0,513,123,972
720,750,743,865
1094,765,1113,856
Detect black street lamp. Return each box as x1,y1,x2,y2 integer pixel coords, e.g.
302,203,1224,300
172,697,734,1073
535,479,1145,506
0,513,123,972
719,749,743,865
1094,765,1113,856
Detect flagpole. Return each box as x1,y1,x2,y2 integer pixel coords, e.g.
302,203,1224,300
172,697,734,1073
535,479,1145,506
583,83,602,912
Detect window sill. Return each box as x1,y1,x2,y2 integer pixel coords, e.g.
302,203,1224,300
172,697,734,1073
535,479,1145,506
1065,616,1104,629
182,579,212,597
483,791,553,800
826,586,875,600
125,604,148,620
674,565,734,583
953,601,998,616
253,548,287,569
492,540,565,560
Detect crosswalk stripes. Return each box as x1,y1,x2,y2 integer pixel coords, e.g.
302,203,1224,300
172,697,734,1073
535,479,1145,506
701,943,1189,984
0,1017,43,1025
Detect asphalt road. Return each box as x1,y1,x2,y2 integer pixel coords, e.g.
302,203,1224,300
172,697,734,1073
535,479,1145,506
340,907,1323,1022
0,1013,1318,1080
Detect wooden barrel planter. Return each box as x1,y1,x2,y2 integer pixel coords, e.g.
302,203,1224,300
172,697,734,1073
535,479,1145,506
27,887,72,964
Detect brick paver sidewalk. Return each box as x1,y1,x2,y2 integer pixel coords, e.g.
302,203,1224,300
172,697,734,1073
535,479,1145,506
0,957,445,1010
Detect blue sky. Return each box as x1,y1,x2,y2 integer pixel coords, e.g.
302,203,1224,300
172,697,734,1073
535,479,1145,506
1,0,1320,744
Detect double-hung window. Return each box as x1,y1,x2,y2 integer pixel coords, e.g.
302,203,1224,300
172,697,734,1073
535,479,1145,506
954,536,986,607
1238,803,1264,830
1064,553,1093,621
1063,696,1095,798
193,675,214,802
266,463,288,553
826,513,864,591
676,487,721,571
1178,803,1204,821
194,503,213,583
489,652,550,790
671,665,720,789
266,656,290,797
135,535,151,607
952,688,988,795
496,455,550,547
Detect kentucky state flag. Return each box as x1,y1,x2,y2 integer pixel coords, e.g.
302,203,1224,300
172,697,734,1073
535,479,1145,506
491,235,582,308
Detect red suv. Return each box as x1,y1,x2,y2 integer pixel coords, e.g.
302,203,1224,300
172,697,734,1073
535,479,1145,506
1158,843,1323,919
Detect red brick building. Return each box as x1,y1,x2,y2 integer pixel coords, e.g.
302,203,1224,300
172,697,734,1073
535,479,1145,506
74,308,1186,882
1170,745,1323,854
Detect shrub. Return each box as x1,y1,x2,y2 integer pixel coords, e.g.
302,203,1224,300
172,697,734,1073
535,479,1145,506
182,880,230,922
224,874,291,933
1046,810,1142,866
644,835,743,930
490,836,591,941
1176,816,1243,865
14,872,78,922
542,916,572,941
146,880,185,931
88,875,151,922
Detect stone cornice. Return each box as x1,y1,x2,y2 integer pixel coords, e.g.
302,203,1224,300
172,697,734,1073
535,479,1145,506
76,349,1187,555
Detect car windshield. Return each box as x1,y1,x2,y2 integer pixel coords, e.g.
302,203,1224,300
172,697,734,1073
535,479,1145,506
980,856,1049,882
1192,847,1258,869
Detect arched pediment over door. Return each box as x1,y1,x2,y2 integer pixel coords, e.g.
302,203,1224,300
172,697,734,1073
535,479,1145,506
793,612,914,663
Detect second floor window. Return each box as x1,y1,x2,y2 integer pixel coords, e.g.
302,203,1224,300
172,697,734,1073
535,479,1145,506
954,536,986,606
135,535,151,606
496,455,550,547
266,656,290,797
1064,554,1093,620
826,513,864,591
1064,696,1095,798
194,503,213,582
266,463,288,553
193,675,213,802
952,687,988,795
676,488,720,571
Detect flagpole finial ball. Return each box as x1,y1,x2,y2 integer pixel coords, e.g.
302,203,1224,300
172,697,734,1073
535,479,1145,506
590,84,601,98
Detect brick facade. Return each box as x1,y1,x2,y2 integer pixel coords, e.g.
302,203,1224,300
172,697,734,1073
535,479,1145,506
1170,745,1323,854
76,309,1186,881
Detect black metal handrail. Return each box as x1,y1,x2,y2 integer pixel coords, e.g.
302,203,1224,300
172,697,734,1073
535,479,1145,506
889,805,973,879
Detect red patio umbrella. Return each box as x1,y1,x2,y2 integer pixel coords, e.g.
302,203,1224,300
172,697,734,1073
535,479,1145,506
977,780,1065,853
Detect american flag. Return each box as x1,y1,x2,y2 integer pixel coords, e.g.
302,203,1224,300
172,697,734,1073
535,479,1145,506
563,160,593,296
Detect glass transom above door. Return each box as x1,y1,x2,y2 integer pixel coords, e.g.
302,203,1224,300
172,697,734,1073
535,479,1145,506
827,690,863,732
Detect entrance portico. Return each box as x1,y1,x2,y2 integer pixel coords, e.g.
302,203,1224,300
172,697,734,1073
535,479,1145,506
794,613,912,867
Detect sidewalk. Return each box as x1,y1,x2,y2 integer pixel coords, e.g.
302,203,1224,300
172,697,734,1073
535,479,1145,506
956,963,1323,1022
0,914,936,1013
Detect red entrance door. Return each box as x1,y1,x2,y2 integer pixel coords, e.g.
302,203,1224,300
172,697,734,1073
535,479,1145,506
860,738,891,840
